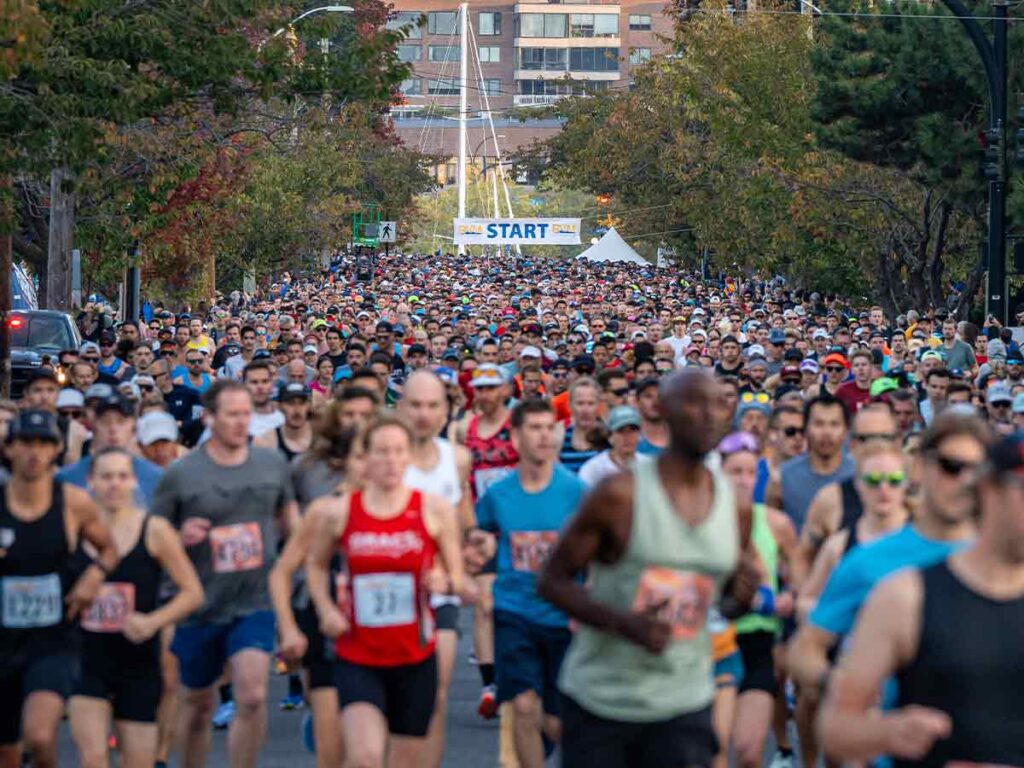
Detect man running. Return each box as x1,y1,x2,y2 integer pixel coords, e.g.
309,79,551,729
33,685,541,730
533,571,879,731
253,382,313,462
152,380,298,768
819,430,1023,765
538,369,758,768
398,370,473,768
0,411,119,768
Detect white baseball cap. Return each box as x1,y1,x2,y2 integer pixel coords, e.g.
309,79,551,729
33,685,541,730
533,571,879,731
137,411,179,446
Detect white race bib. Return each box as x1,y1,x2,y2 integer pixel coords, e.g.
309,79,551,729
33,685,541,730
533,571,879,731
352,572,415,628
474,466,513,498
2,573,63,629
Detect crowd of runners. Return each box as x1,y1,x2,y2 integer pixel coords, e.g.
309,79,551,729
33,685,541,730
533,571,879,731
1,249,1023,768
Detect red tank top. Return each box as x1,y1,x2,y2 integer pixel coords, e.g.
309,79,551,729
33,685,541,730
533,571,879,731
335,490,437,667
465,415,518,500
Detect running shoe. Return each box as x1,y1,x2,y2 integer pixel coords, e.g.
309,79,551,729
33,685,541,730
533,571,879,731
212,700,236,730
279,693,305,711
468,650,478,666
301,711,316,754
477,684,498,720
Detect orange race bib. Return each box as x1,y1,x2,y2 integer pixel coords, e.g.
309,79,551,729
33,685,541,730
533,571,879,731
633,567,714,641
509,531,559,573
209,523,264,574
81,582,135,633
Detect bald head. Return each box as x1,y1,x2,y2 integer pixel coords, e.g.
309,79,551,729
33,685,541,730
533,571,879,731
659,368,731,458
398,370,449,441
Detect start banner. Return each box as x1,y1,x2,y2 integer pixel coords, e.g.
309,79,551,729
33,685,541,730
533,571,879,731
453,218,582,246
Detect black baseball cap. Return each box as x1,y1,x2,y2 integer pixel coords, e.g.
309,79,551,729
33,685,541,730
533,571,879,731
94,394,136,418
276,382,311,402
24,368,59,386
987,433,1024,477
407,343,428,356
8,410,61,444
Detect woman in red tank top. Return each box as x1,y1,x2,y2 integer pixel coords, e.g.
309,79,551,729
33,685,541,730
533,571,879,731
307,414,466,768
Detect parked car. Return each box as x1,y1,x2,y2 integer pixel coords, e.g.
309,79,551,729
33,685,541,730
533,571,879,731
8,310,81,398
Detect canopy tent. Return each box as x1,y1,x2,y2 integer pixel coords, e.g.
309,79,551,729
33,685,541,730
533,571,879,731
576,228,648,265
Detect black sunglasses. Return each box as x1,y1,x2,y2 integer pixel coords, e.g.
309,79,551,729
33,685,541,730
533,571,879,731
825,366,846,373
160,350,176,357
782,426,804,437
852,432,898,443
610,386,631,397
931,453,979,476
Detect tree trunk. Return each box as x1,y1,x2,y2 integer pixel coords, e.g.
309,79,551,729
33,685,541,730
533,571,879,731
46,168,75,311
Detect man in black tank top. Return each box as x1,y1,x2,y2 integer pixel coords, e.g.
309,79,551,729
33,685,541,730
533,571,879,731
0,411,119,768
819,432,1024,765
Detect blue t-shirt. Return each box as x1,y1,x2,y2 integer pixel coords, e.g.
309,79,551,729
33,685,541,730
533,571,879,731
636,436,664,457
810,525,970,636
56,455,165,508
475,465,585,627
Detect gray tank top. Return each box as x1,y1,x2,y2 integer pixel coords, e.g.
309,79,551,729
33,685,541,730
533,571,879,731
779,453,855,533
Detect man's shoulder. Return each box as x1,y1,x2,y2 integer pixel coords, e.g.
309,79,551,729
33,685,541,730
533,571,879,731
778,454,808,475
131,455,165,480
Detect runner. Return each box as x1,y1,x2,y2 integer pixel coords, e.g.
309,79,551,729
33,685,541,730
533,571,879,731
558,377,604,473
151,379,298,768
577,405,646,488
538,370,759,768
69,448,203,768
0,411,119,768
468,398,586,768
306,414,466,768
397,370,474,768
254,383,314,462
819,430,1024,765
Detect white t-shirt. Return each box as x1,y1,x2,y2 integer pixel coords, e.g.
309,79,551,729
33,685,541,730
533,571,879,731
578,450,651,488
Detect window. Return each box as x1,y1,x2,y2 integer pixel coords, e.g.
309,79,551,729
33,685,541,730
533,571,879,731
570,14,617,38
427,77,459,94
519,13,567,37
479,12,501,35
518,47,567,71
398,78,421,96
629,14,652,30
478,46,501,63
484,78,502,95
569,47,618,72
629,47,651,64
518,80,571,96
387,11,422,39
396,44,420,62
428,45,457,62
9,314,74,350
427,11,458,35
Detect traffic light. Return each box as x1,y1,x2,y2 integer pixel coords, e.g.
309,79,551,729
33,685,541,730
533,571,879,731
1016,106,1024,169
983,127,1005,181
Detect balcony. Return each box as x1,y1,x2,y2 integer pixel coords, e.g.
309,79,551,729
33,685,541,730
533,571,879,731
515,2,620,9
514,36,621,47
513,94,566,106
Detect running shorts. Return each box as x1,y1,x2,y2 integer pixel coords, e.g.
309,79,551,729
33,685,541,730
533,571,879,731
0,652,77,744
494,610,570,717
713,650,744,689
435,603,459,633
736,629,777,695
73,656,161,723
334,655,437,737
171,610,276,690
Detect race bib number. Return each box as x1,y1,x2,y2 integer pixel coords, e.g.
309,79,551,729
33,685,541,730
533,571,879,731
81,582,135,633
633,567,714,641
209,523,264,574
1,573,62,629
474,467,512,498
352,572,416,628
509,531,559,573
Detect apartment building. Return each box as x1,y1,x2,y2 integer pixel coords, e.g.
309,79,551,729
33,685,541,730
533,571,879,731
388,0,674,112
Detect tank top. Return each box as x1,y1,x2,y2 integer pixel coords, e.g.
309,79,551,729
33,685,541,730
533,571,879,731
404,439,463,610
0,481,71,671
895,561,1024,767
734,503,780,636
779,454,855,533
335,489,437,667
559,424,600,474
559,457,738,723
465,414,517,499
275,428,302,463
75,515,162,666
838,477,863,541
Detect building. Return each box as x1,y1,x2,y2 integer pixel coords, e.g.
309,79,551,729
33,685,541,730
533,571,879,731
388,0,674,180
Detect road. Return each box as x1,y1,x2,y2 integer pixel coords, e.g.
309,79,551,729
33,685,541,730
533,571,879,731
56,611,517,767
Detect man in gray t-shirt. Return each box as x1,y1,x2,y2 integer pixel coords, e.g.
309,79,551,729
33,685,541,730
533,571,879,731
152,381,296,768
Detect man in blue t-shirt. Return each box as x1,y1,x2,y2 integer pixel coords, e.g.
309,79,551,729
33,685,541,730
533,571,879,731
788,412,986,766
472,398,586,768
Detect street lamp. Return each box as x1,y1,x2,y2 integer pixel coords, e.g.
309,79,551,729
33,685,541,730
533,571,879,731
270,5,354,38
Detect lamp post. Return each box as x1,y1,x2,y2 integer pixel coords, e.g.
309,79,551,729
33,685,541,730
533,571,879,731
269,5,354,39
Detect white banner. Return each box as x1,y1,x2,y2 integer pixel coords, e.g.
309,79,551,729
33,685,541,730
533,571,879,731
454,218,582,246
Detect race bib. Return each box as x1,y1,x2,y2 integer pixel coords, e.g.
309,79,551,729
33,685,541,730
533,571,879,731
81,582,135,633
474,467,513,498
633,567,714,641
352,572,415,628
1,573,62,629
509,531,559,573
209,523,264,574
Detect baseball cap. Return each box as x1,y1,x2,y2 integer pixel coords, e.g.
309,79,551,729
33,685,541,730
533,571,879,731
441,348,461,361
569,355,596,372
812,329,830,340
56,388,85,410
987,382,1013,405
607,406,641,432
469,363,505,388
821,353,850,369
277,382,311,402
302,344,318,355
780,365,801,381
799,359,820,374
407,343,428,356
768,329,786,345
634,376,660,395
79,341,101,356
920,350,945,363
84,383,115,403
137,411,179,446
133,374,156,388
94,393,136,418
869,377,900,398
7,410,61,444
986,432,1024,476
520,346,542,359
746,344,766,360
432,367,457,386
25,368,58,386
252,349,272,361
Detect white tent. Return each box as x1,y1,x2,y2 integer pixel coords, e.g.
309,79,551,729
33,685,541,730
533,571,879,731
576,227,648,265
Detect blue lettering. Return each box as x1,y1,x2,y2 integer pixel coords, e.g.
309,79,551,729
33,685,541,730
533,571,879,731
537,223,548,238
524,223,536,239
486,224,498,239
509,223,523,239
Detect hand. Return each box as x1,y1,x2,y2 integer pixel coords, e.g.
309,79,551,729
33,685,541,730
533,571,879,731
279,624,309,662
774,590,795,619
884,706,952,759
619,601,673,654
122,612,159,644
728,549,762,613
181,517,212,547
318,606,349,640
422,567,451,595
65,566,105,621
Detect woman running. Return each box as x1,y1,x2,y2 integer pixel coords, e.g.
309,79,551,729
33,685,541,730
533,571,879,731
307,414,466,768
268,428,367,768
69,448,203,768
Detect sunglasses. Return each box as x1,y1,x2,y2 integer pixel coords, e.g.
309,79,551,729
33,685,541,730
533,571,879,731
931,454,979,477
160,350,176,357
187,359,203,365
61,409,84,419
852,432,898,443
825,366,846,374
610,386,632,397
139,384,154,392
550,371,568,379
782,426,805,438
860,470,906,488
740,392,770,404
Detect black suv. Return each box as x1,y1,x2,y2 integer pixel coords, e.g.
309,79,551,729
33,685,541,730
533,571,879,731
8,310,81,398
